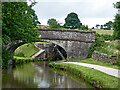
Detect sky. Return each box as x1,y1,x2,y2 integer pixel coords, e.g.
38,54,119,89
28,0,119,28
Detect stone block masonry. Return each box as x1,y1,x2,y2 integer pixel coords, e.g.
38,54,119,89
34,43,55,59
92,51,118,65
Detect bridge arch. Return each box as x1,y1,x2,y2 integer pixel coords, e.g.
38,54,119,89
39,40,68,60
39,28,96,60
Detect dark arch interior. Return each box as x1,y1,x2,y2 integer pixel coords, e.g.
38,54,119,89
54,45,67,60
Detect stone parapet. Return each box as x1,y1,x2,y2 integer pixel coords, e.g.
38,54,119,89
92,51,118,65
38,28,96,43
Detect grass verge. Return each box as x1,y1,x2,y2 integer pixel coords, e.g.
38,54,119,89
68,58,119,69
49,63,118,88
91,29,113,35
14,43,39,57
13,56,44,65
34,42,51,44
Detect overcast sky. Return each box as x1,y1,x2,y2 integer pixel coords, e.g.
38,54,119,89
30,0,119,28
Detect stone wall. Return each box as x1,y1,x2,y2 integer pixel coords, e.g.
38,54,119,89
35,43,55,59
92,51,117,65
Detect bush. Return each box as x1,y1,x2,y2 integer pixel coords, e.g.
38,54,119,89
79,25,88,30
88,33,105,57
100,34,114,41
113,14,120,40
2,48,12,69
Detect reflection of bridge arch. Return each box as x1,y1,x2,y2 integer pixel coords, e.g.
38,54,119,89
39,29,96,60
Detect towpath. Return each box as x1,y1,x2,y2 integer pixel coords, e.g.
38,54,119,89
62,62,120,78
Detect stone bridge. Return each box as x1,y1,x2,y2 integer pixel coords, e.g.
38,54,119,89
38,29,96,60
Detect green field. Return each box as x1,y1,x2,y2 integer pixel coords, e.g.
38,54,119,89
92,29,113,35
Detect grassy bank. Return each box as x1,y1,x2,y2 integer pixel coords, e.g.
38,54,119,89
14,43,39,58
91,29,113,35
69,58,119,69
14,42,51,58
49,63,118,88
13,56,44,65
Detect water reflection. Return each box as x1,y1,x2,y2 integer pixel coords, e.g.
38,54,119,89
2,62,92,88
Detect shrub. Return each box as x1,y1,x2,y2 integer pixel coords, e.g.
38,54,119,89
100,34,114,41
88,33,105,57
2,48,12,69
113,16,120,40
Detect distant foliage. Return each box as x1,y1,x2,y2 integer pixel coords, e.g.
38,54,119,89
95,24,100,29
47,18,61,28
114,1,120,8
64,12,82,29
104,21,113,30
79,25,88,30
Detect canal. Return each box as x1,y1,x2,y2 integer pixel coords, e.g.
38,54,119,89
2,61,92,88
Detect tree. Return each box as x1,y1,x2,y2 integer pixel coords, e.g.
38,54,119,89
64,12,82,29
47,18,60,28
2,2,40,44
2,2,40,68
100,25,103,29
113,2,120,39
95,24,100,29
104,21,113,30
114,1,120,8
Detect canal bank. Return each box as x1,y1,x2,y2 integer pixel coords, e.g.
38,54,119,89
49,62,118,88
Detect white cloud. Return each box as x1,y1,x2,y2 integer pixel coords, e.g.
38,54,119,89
81,18,114,28
38,19,47,25
35,0,119,3
35,0,91,3
33,0,119,28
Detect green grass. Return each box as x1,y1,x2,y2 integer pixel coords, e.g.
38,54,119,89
50,63,118,88
68,58,119,69
13,56,33,60
14,42,51,58
92,29,113,35
37,25,50,29
14,43,39,58
34,42,52,44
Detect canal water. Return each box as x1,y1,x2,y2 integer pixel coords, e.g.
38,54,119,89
2,61,92,88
